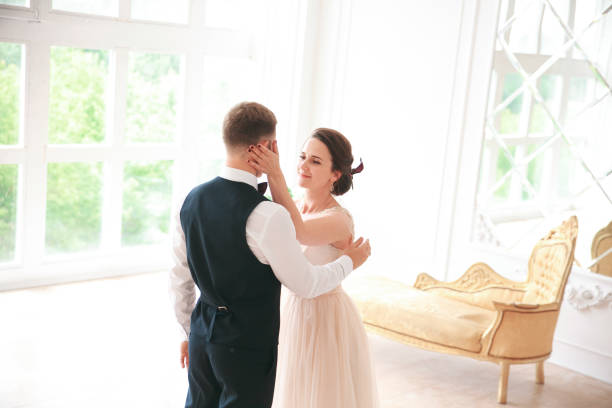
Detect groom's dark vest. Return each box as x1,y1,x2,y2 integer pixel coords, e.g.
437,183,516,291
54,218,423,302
180,177,281,350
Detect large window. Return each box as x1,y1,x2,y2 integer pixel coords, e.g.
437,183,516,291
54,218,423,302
474,0,612,260
0,0,286,288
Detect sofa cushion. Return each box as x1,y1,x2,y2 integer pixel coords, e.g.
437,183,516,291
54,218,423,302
345,276,497,353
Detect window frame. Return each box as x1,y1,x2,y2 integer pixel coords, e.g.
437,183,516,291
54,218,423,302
473,0,612,246
478,0,600,222
0,0,276,289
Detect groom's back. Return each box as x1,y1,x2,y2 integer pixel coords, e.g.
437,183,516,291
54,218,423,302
180,177,281,349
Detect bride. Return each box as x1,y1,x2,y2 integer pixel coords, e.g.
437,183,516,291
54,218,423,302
247,128,379,408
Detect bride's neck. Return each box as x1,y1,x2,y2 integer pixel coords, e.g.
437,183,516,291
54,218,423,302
301,188,335,214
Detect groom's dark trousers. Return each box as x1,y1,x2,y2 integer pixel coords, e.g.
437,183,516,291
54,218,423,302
180,177,282,408
186,334,278,407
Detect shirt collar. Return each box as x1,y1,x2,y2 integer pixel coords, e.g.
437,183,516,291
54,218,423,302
220,166,258,190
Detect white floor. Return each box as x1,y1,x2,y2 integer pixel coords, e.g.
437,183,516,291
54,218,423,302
1,272,611,407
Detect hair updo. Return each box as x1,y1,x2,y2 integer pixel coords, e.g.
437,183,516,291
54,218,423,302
311,128,355,196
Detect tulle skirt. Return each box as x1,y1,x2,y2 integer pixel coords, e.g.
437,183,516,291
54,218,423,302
272,286,379,408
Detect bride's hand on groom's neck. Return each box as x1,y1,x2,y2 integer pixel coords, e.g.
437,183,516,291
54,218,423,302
247,141,283,179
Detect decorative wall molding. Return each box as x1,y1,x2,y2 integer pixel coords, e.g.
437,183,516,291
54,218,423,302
565,283,612,310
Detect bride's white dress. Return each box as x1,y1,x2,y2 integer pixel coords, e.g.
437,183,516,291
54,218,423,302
272,206,379,408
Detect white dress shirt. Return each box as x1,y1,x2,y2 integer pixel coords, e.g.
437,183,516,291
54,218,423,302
169,166,354,340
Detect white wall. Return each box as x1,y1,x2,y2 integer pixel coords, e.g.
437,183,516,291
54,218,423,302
300,0,464,284
551,268,612,384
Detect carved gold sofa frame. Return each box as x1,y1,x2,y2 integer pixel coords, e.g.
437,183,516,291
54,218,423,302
590,220,612,277
347,216,578,404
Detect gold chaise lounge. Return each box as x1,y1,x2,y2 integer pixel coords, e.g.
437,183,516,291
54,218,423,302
345,216,578,404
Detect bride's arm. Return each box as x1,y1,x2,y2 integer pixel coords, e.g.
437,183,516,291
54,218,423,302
248,142,352,246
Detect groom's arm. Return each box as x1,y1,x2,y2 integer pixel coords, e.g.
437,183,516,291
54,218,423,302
169,211,196,341
249,203,354,299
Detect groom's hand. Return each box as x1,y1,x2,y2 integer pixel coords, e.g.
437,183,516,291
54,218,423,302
180,340,189,369
343,237,371,270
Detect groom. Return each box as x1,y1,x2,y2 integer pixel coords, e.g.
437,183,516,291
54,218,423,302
169,102,371,408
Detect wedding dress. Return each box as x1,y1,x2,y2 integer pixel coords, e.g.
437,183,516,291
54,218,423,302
272,206,379,408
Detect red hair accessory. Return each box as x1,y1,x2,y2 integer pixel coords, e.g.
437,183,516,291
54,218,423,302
351,158,364,175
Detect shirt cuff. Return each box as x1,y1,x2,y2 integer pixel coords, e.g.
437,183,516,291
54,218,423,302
337,255,354,277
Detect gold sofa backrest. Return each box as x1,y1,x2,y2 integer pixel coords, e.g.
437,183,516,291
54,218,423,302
591,221,612,277
522,216,578,305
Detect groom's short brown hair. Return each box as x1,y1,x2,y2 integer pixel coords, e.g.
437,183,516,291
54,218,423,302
223,102,277,150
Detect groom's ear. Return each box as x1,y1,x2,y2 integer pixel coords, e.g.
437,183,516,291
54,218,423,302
259,132,276,149
259,139,273,150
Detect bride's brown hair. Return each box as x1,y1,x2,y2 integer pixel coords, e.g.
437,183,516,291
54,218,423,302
311,128,357,196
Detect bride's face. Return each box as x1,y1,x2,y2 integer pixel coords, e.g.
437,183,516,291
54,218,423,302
297,138,340,191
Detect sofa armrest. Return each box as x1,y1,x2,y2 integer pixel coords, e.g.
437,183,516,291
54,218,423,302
483,301,561,359
414,263,528,309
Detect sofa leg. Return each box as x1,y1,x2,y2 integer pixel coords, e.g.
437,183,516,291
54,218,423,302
498,362,510,404
536,361,545,384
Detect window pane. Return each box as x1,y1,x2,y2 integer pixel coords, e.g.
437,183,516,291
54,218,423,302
529,75,562,134
52,0,117,17
199,56,259,179
49,47,109,144
199,158,224,182
567,76,593,118
494,145,516,201
573,0,599,32
540,0,569,55
205,0,260,30
555,141,592,199
0,164,19,262
0,42,23,145
131,0,189,24
498,73,524,134
524,143,545,200
508,0,542,54
46,162,103,254
0,0,28,6
126,53,181,143
122,160,172,246
572,0,600,58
